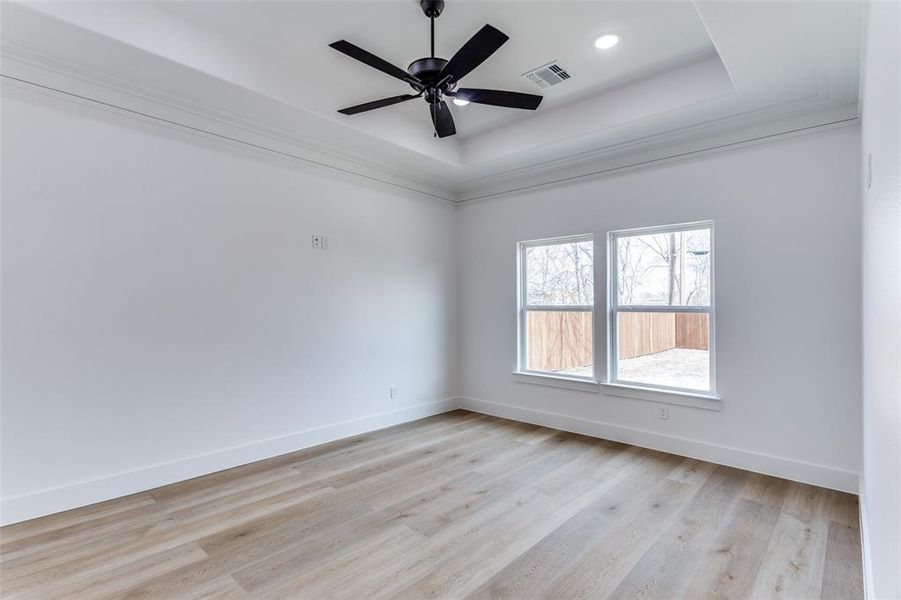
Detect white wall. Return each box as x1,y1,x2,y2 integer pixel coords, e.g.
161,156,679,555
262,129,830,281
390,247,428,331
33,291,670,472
860,1,901,597
0,83,458,524
458,126,862,492
0,60,871,538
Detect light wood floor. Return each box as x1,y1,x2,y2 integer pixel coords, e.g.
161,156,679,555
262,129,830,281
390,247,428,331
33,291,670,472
0,410,862,599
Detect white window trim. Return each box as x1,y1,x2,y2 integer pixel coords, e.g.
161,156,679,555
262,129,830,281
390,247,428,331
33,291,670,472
515,234,597,386
606,221,718,400
513,371,600,393
600,382,721,409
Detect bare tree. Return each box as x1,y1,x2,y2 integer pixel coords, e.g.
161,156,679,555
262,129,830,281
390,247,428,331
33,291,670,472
617,231,709,307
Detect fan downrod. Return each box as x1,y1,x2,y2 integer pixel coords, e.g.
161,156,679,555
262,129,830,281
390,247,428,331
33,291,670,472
410,0,449,90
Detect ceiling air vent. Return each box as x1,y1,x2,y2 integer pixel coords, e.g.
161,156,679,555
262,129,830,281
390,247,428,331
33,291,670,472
523,61,571,89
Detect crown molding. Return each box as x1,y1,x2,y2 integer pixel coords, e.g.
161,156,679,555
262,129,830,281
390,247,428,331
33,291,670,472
452,57,858,202
453,101,859,203
2,37,857,205
0,45,459,205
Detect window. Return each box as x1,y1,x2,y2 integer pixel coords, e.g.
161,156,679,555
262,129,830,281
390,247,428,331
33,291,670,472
608,222,714,395
517,235,594,380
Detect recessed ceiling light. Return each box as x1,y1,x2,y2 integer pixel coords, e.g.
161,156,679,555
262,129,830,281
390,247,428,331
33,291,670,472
594,34,619,50
453,98,470,106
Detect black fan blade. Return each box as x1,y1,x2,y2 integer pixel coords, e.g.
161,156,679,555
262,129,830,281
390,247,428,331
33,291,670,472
438,24,509,84
455,88,543,110
429,101,456,138
329,40,417,84
338,94,419,115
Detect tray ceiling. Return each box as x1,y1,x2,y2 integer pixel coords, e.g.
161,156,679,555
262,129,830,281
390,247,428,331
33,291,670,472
1,1,862,200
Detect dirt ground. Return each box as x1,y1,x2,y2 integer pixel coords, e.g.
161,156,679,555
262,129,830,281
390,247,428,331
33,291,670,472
560,348,709,391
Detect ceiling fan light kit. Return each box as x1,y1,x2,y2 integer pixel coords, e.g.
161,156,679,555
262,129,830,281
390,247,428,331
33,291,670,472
329,0,543,138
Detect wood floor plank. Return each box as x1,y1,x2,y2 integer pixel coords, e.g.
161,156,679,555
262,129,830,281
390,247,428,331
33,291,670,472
390,449,685,599
820,489,861,527
542,464,745,599
0,481,332,586
527,460,713,598
312,436,614,599
162,575,248,600
820,520,864,600
605,465,750,600
402,434,593,537
6,543,208,600
667,457,720,487
741,472,792,507
0,493,158,547
147,410,484,504
466,454,691,599
681,497,783,599
747,482,833,599
240,523,428,599
0,411,862,599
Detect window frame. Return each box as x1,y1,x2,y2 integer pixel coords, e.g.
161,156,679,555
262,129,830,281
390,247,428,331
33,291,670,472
516,234,596,383
606,221,716,397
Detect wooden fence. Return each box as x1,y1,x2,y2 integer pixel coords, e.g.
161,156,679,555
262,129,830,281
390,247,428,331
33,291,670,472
618,312,709,359
527,311,708,372
616,312,675,359
527,311,592,373
674,313,709,352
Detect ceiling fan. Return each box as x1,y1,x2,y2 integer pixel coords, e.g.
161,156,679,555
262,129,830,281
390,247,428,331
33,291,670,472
329,0,543,138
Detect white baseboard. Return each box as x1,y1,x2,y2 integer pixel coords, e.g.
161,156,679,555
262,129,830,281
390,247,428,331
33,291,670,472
2,395,859,526
858,487,876,600
458,396,859,494
0,398,458,526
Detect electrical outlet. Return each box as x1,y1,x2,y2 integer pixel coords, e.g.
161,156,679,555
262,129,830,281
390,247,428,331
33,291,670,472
389,386,398,399
658,406,669,420
312,234,322,249
321,236,329,250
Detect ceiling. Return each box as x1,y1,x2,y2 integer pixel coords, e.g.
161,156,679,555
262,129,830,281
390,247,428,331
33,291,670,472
1,1,863,200
158,1,718,139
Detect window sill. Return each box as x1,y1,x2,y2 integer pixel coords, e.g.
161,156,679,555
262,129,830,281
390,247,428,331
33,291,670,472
512,371,600,393
601,382,722,411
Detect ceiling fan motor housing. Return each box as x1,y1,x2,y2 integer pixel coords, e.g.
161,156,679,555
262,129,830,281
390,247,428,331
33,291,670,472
408,57,449,86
